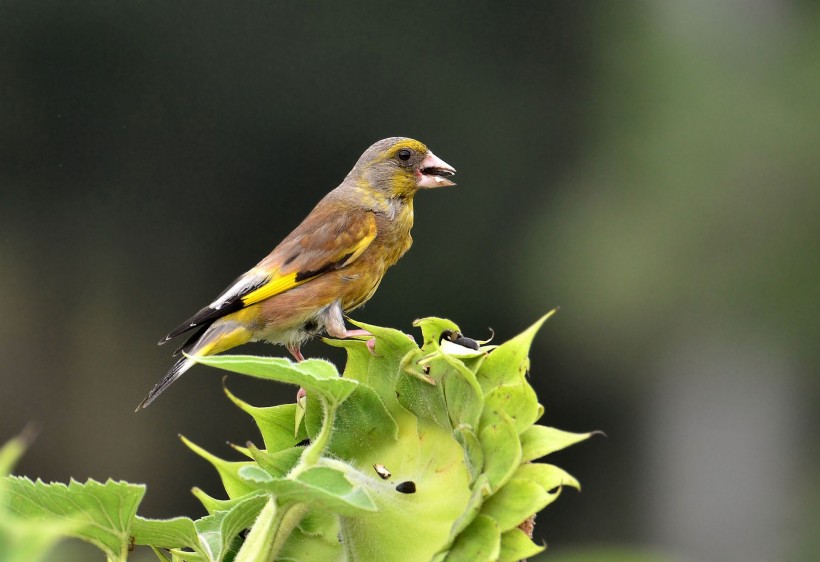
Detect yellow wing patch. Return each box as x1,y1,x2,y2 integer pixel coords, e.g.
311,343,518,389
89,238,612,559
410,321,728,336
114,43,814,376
240,271,302,307
239,214,377,307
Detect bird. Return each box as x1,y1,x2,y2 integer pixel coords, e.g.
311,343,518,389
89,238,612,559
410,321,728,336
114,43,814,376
137,137,456,409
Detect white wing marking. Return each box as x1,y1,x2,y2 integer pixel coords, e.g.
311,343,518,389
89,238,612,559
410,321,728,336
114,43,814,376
208,269,270,310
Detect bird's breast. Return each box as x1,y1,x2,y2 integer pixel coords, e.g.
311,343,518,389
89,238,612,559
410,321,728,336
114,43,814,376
332,260,383,313
373,199,414,266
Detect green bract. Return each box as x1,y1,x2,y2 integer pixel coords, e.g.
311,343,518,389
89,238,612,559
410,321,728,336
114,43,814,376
1,314,595,561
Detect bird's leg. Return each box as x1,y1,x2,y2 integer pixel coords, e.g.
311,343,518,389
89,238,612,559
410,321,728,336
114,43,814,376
287,344,305,362
322,303,379,355
288,344,308,402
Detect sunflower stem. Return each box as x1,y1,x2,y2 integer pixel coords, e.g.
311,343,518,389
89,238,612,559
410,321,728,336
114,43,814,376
292,396,336,475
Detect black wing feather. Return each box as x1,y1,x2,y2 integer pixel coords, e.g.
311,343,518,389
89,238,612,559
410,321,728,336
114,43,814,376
158,272,268,344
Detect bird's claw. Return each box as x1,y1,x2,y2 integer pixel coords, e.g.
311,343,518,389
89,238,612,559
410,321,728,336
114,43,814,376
366,338,379,356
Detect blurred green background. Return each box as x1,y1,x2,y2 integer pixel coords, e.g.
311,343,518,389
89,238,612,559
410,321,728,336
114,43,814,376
2,1,818,561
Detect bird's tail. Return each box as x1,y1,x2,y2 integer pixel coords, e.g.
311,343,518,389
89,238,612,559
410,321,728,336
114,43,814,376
135,356,195,411
137,321,252,411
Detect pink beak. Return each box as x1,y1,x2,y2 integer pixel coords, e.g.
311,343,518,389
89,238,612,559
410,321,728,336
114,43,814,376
417,151,457,188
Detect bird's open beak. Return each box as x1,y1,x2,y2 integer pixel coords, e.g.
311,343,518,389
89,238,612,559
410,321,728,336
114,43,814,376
418,151,456,188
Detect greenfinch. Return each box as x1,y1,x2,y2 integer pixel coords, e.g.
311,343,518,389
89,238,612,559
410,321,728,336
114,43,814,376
137,137,456,409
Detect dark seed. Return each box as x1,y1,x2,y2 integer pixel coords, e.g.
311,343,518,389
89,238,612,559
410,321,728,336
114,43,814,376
440,329,480,350
453,335,480,350
395,481,416,494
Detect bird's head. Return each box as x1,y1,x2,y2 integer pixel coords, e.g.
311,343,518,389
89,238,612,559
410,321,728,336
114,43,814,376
350,137,456,199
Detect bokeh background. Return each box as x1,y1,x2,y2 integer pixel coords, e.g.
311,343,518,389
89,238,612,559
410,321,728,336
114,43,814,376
2,2,818,561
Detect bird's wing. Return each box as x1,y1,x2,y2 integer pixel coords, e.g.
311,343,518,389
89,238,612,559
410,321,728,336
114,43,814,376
160,209,378,343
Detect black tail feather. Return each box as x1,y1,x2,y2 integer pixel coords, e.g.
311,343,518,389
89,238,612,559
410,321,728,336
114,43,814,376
135,357,192,411
173,324,209,357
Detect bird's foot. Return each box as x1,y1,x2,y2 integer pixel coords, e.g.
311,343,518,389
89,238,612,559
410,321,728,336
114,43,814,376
339,329,415,355
343,329,372,338
333,328,379,356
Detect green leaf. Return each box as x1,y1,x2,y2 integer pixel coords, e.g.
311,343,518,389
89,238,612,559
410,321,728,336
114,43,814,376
191,487,236,515
2,477,143,561
168,548,206,561
348,319,419,358
413,317,461,352
395,357,450,431
456,351,490,375
444,514,501,562
296,507,339,543
190,355,357,405
520,425,598,462
238,465,273,483
194,493,268,562
479,416,522,492
476,311,556,391
514,462,581,492
445,474,491,544
498,528,545,562
223,386,307,452
479,478,555,532
132,515,199,552
246,444,304,478
399,347,437,385
0,433,71,562
453,426,483,484
276,525,344,561
259,466,377,516
352,320,422,417
0,431,33,478
303,390,324,442
180,436,259,500
322,337,372,384
480,381,541,434
324,319,418,401
322,385,399,458
441,355,484,430
372,324,428,410
400,345,483,433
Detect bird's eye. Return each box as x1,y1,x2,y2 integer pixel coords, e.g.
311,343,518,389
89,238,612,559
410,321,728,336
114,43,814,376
397,148,412,161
